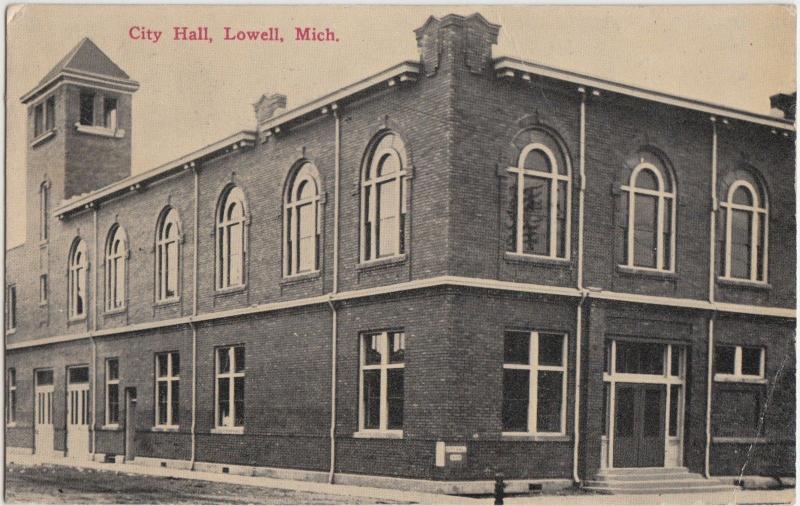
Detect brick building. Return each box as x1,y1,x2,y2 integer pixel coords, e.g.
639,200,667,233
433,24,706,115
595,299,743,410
5,13,795,493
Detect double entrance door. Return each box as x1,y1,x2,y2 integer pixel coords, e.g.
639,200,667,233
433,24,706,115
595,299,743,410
613,383,665,467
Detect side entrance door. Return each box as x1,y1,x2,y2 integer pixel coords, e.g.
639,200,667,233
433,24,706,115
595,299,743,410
66,366,91,460
614,383,665,467
34,370,55,455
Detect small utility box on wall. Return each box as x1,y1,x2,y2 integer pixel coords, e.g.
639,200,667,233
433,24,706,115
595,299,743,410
435,442,467,467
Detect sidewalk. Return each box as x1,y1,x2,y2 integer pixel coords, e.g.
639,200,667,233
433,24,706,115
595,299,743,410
503,489,795,505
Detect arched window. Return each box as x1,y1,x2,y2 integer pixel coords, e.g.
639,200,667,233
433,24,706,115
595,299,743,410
721,178,768,282
105,225,128,311
506,133,570,258
39,182,49,241
156,208,181,301
68,239,88,319
361,133,408,261
284,162,321,276
621,156,675,271
216,186,247,289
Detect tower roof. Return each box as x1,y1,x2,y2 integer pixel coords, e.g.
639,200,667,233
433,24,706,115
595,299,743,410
21,38,138,104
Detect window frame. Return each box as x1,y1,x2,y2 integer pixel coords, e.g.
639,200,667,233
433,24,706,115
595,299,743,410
215,187,248,291
502,330,568,436
214,345,245,431
68,239,88,320
720,180,769,283
620,161,676,272
357,330,405,437
155,208,182,303
105,358,120,427
507,142,572,260
6,284,16,332
714,344,766,383
7,368,16,426
283,162,321,277
360,133,409,263
39,181,49,242
155,351,180,429
104,226,128,312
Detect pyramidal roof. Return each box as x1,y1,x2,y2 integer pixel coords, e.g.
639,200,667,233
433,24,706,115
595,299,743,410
22,38,138,103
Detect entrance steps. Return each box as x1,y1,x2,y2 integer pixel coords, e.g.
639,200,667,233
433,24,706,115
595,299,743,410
584,467,738,495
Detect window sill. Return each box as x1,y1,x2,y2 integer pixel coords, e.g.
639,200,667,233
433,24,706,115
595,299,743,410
67,316,87,325
617,264,677,280
714,374,767,384
352,430,403,439
39,240,49,248
5,329,16,336
214,285,247,297
717,277,772,291
74,123,125,138
713,436,768,444
211,426,244,435
152,425,179,432
31,129,57,148
6,422,17,428
101,424,121,431
154,298,181,308
501,433,570,442
281,271,321,286
357,254,407,271
504,252,570,267
103,307,127,317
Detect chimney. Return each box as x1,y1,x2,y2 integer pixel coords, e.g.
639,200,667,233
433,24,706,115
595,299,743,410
254,93,287,126
769,92,796,120
414,13,500,77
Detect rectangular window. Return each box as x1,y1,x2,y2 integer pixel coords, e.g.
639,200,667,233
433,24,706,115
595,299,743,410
7,368,16,424
34,103,44,137
105,358,120,425
502,331,567,434
714,345,765,381
6,285,16,331
155,352,180,427
360,331,405,432
103,97,118,129
215,346,243,429
45,96,55,131
39,275,48,304
79,92,95,125
40,183,49,241
615,341,665,375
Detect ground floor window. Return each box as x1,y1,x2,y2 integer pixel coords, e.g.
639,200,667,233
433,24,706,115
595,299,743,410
714,344,764,381
156,352,180,427
216,346,244,429
105,359,120,425
7,368,16,424
502,330,567,435
360,331,405,433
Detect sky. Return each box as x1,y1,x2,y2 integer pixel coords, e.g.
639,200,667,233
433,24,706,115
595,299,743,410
5,4,796,248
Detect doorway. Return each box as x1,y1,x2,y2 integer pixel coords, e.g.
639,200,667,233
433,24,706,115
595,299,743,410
34,369,54,455
124,388,137,462
613,383,665,467
66,366,91,459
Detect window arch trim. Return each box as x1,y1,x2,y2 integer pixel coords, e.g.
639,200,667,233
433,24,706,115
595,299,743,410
104,225,128,312
720,179,769,283
620,160,677,272
155,207,182,302
68,238,88,320
283,161,322,277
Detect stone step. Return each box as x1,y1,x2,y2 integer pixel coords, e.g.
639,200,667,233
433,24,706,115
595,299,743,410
596,467,690,477
583,484,738,495
592,472,701,482
585,478,724,489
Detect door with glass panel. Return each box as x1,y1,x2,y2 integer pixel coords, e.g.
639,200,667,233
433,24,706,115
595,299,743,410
34,370,55,455
66,366,91,459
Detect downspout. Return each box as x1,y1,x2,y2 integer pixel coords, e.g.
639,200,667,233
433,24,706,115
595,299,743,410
328,105,341,484
573,88,588,485
91,206,98,458
705,117,718,479
190,164,199,470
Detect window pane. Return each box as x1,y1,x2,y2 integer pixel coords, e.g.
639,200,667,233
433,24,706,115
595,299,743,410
602,382,610,436
158,354,169,377
633,193,657,268
69,367,89,384
715,346,736,375
387,369,404,429
34,105,44,136
166,242,178,297
523,149,551,172
103,97,117,128
634,168,659,190
80,93,94,125
364,334,383,365
37,370,54,386
757,213,766,281
298,203,316,272
536,370,563,433
662,198,672,270
234,347,245,373
389,332,405,364
504,331,529,364
732,186,753,206
46,97,55,130
363,186,372,260
363,370,380,429
557,181,568,258
538,334,564,366
218,349,230,374
669,385,680,437
615,387,635,437
502,369,529,431
616,341,664,375
643,388,662,437
172,353,180,376
218,378,230,426
109,384,119,424
505,177,518,252
741,347,762,376
228,222,243,285
378,179,399,256
670,347,681,377
522,175,550,255
108,359,119,380
158,382,168,425
234,377,244,426
730,209,752,279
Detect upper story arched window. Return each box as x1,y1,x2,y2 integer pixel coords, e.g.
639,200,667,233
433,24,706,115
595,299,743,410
216,186,247,290
361,132,408,262
105,225,128,311
156,207,181,302
720,175,768,282
68,238,88,319
284,162,321,276
506,130,571,258
39,182,49,242
621,153,676,271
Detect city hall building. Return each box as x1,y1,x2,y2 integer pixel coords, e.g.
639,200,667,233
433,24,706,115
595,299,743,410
5,13,796,494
